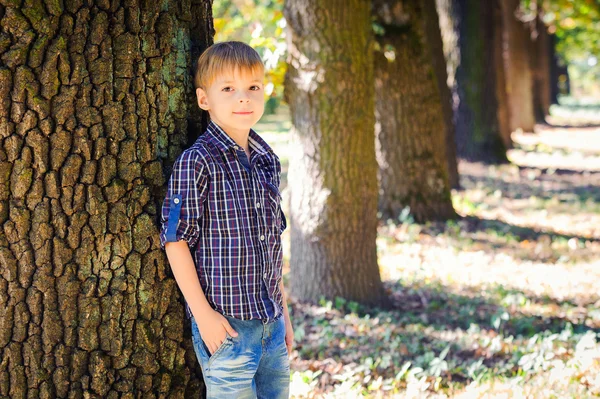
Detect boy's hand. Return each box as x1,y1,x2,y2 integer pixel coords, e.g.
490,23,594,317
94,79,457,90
284,317,294,356
197,309,238,355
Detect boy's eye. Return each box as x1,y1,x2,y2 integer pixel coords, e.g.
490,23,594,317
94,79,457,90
222,87,233,92
250,85,261,91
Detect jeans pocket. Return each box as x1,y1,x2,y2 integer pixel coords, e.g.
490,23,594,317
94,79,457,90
191,319,208,365
191,317,233,365
207,334,233,366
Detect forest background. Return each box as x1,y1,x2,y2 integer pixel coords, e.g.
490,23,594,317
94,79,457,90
0,0,599,398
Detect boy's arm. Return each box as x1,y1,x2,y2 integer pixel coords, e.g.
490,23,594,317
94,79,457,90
165,240,213,318
165,240,238,354
160,151,238,354
279,279,294,356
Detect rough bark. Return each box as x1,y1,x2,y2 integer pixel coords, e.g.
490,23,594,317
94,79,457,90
422,0,459,189
0,2,213,398
373,0,456,222
502,0,536,132
436,0,508,163
284,0,386,305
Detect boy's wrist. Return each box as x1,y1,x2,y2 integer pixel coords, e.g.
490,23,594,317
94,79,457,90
191,302,215,320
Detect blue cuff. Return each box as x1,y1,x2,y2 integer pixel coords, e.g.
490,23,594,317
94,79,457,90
166,194,182,242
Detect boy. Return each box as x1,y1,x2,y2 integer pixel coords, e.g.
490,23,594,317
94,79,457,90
159,41,292,398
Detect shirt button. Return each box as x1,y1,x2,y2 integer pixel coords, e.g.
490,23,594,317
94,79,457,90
260,235,265,241
263,273,267,279
173,198,180,204
233,145,239,151
256,202,261,208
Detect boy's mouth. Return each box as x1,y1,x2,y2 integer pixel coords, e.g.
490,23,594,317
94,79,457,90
233,111,253,115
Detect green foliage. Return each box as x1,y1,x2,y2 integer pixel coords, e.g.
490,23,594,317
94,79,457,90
213,0,287,113
522,0,600,96
540,0,600,61
291,289,600,396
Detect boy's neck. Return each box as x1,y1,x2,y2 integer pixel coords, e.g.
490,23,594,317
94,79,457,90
225,130,252,159
226,129,250,151
213,121,251,155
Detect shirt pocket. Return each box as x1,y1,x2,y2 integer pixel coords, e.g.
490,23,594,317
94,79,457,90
262,180,282,233
205,179,244,240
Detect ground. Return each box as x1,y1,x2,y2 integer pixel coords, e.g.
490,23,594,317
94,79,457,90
254,99,600,398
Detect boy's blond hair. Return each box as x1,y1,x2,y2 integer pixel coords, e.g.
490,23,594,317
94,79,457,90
194,41,264,90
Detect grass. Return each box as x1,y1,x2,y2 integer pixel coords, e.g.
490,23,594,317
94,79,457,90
256,99,600,398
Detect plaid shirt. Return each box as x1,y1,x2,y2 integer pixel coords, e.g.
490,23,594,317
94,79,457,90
160,121,287,323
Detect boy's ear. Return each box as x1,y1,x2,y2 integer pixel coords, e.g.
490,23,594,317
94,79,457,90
196,88,210,111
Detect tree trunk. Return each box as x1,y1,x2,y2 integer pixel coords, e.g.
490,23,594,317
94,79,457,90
493,0,512,148
559,64,571,96
0,2,213,398
373,0,456,222
437,0,508,163
422,0,460,189
529,2,551,123
284,0,386,305
537,14,551,119
549,33,560,105
502,0,536,132
549,35,570,100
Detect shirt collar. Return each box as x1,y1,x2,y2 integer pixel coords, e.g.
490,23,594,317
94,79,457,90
207,120,271,157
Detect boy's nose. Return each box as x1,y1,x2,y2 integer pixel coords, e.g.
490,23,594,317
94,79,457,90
237,91,250,102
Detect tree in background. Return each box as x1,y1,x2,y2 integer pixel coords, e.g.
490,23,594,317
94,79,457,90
284,0,386,306
548,33,564,104
528,0,552,122
436,0,508,163
373,0,457,222
493,0,513,148
423,0,461,190
502,0,537,132
0,2,212,397
530,0,600,99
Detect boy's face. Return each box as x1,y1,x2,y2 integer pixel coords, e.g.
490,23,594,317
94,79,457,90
196,68,265,138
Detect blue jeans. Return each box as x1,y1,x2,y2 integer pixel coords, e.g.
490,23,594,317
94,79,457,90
190,314,290,398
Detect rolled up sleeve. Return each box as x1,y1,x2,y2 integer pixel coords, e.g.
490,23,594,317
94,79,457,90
159,150,207,249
